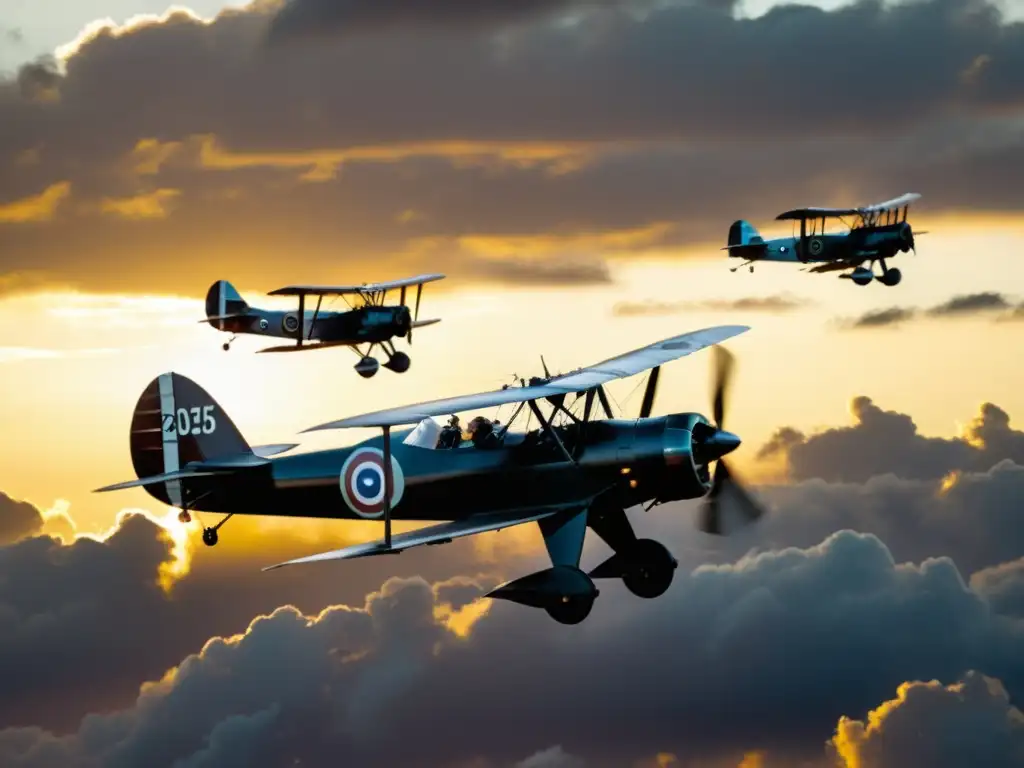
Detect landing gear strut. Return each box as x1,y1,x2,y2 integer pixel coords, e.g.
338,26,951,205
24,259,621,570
200,513,234,547
222,335,237,352
352,342,411,378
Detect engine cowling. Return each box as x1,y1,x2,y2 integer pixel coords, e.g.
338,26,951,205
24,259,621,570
655,414,713,502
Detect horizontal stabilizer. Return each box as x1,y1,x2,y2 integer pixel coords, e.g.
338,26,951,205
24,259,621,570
411,318,440,329
251,443,299,458
200,313,250,324
262,506,568,571
94,468,220,493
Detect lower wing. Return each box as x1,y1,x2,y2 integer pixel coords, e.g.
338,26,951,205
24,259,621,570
262,504,582,571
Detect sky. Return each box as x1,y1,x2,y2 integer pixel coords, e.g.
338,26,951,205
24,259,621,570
2,1,1024,766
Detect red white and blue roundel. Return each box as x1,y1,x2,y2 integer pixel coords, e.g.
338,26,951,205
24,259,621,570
339,448,405,519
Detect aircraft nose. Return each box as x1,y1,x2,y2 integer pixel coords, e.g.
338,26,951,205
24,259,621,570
700,429,741,461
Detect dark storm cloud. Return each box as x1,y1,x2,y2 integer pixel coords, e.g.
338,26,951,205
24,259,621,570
266,0,651,41
613,294,810,316
2,530,1023,767
0,492,43,544
756,396,1024,483
0,505,509,733
1,0,1024,293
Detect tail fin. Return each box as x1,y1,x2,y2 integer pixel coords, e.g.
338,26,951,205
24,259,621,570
205,280,251,329
726,220,766,259
129,373,251,505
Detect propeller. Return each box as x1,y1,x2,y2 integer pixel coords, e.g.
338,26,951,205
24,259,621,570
692,345,767,536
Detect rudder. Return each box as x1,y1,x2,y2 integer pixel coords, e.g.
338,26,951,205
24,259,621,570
727,220,765,259
130,373,251,505
205,280,250,329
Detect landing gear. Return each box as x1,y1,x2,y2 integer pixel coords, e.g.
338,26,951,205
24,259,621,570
384,350,410,373
587,505,678,600
355,356,380,378
222,335,236,352
352,342,411,377
175,503,233,548
877,266,902,286
545,595,594,625
621,539,677,599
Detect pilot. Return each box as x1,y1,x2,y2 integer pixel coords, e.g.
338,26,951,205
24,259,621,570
466,416,500,449
436,415,462,449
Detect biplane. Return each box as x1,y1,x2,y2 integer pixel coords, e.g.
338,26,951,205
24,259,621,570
725,193,924,286
95,326,767,625
203,274,445,377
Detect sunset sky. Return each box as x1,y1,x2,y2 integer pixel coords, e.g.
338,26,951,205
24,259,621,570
2,1,1024,766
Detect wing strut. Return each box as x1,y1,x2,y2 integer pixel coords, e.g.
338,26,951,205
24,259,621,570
528,399,577,466
308,295,323,341
382,425,393,548
296,293,305,347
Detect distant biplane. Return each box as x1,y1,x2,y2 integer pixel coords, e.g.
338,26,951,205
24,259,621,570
96,326,766,625
725,193,924,286
204,274,445,377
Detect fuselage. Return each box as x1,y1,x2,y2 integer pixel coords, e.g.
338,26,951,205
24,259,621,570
213,304,412,344
156,414,715,523
736,222,915,265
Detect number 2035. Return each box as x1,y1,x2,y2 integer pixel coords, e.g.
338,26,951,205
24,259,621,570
166,405,217,436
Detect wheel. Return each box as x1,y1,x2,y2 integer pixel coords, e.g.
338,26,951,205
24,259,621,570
385,351,411,373
878,267,902,287
222,343,230,351
852,275,872,286
178,510,191,524
355,356,379,378
622,539,677,599
545,595,594,625
202,527,218,547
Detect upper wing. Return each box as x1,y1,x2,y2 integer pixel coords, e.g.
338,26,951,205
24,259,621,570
268,273,445,297
775,205,859,221
303,325,749,431
776,193,921,221
857,192,921,213
262,506,567,570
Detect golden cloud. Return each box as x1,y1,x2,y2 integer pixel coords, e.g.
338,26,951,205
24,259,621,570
0,182,72,224
100,188,182,220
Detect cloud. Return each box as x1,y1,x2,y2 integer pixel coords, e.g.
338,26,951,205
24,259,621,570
468,255,612,285
3,530,1024,767
756,397,1024,483
0,183,71,224
0,493,44,544
613,295,810,317
840,292,1024,329
266,0,647,42
3,0,1024,294
925,291,1012,316
99,188,181,220
829,671,1024,767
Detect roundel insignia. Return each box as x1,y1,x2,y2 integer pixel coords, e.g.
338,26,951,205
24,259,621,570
339,447,405,519
808,237,824,256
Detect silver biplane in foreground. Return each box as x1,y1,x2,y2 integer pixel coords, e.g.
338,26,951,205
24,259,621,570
726,193,924,286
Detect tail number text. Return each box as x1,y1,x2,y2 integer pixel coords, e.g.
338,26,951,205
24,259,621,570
164,405,217,435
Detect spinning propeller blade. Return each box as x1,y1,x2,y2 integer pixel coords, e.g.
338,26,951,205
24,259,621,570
695,345,766,536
